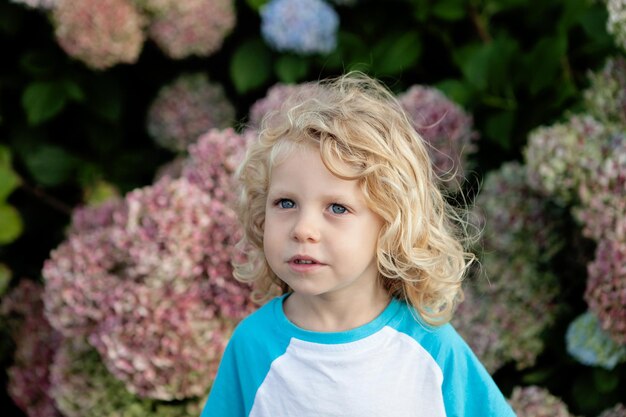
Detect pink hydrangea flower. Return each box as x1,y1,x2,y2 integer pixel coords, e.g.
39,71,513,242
1,280,62,417
52,0,146,70
398,85,477,189
248,82,315,128
575,141,626,241
586,238,626,344
43,177,255,399
508,386,577,417
147,73,235,152
182,128,254,205
147,0,235,59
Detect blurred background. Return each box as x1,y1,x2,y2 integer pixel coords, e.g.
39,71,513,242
0,0,625,416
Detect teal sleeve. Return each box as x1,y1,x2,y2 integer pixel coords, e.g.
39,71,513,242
437,325,517,417
200,338,245,417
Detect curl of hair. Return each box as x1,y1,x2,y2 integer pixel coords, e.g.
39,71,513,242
234,72,475,326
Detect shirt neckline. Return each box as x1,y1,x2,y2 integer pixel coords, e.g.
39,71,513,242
273,294,403,344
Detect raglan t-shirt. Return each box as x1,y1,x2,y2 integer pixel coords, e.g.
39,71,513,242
201,295,517,417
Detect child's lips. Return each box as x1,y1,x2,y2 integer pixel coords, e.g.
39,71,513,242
287,255,325,272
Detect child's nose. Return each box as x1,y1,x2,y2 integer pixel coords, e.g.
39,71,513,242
291,212,321,242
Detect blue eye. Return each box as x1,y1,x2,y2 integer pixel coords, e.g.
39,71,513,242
278,199,295,209
330,203,347,214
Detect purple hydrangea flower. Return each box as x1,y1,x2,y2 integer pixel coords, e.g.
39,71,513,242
398,85,478,189
147,73,235,152
248,82,316,128
52,0,146,70
566,311,626,369
260,0,339,55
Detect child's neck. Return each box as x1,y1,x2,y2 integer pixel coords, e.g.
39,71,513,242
284,287,391,333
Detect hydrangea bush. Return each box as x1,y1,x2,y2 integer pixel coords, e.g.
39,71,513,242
10,0,57,10
584,57,626,125
398,85,477,189
607,0,626,52
147,73,235,152
248,82,315,128
39,128,255,403
453,162,563,372
260,0,339,54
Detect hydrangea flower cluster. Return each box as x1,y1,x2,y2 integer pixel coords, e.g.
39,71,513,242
523,115,608,206
260,0,339,55
10,0,57,9
43,174,255,400
50,338,204,417
248,82,315,128
398,85,477,189
1,280,62,417
52,0,146,70
566,311,626,369
585,238,626,345
453,162,563,372
146,0,236,60
607,0,626,52
508,386,577,417
575,140,626,242
147,73,235,152
584,57,626,125
181,128,254,207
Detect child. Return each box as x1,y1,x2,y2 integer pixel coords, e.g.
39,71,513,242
201,73,517,416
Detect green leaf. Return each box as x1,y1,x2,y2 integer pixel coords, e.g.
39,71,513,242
22,144,77,187
593,368,620,393
246,0,268,11
274,55,310,83
230,39,272,94
525,36,568,96
22,81,68,125
0,165,21,202
19,50,59,77
432,0,467,21
372,31,421,76
86,76,122,123
0,145,11,167
0,204,23,244
454,43,491,91
484,111,515,150
321,31,370,71
0,263,11,297
435,79,475,107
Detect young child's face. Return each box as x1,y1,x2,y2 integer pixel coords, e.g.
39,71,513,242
264,144,384,301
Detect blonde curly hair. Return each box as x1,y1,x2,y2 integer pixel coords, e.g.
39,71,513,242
234,72,475,326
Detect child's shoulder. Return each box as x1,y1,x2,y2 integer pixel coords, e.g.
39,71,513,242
391,300,471,356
